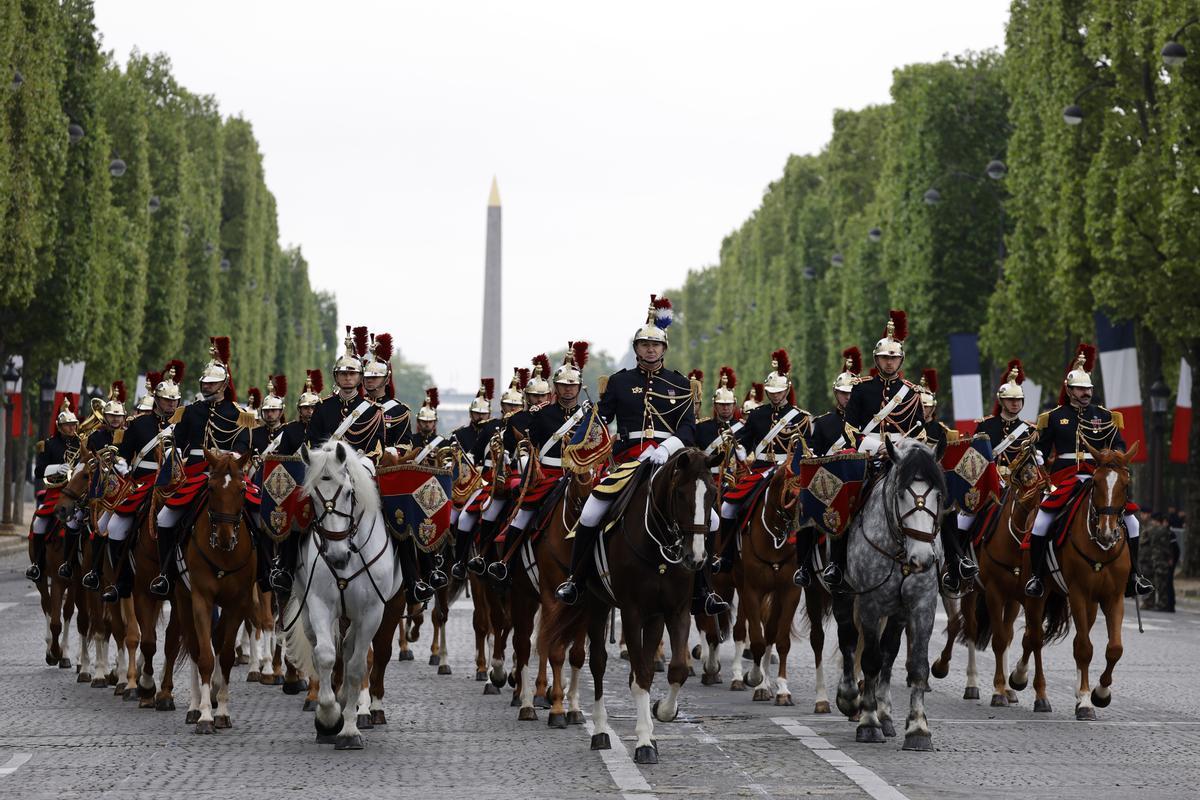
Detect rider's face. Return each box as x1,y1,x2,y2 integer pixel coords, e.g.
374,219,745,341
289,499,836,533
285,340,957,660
200,379,224,399
298,406,315,424
1000,397,1024,417
335,371,361,392
556,383,580,403
767,389,787,408
263,408,282,426
156,397,179,417
104,413,125,430
417,418,436,435
526,392,549,407
922,402,936,422
363,375,385,394
876,355,902,376
59,422,78,437
470,411,488,425
1068,385,1092,406
714,402,734,422
834,390,851,411
635,341,665,365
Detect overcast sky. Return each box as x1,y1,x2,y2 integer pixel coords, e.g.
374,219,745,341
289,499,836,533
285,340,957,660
95,1,1010,390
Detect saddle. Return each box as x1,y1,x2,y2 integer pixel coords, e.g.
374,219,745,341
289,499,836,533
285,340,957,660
734,472,774,535
969,502,1002,548
528,477,570,543
592,460,650,530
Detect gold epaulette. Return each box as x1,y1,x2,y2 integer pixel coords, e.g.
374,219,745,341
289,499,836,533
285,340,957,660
698,415,713,423
170,407,185,424
1036,411,1050,430
36,440,45,453
113,430,125,445
238,410,260,429
598,375,609,396
1109,410,1124,430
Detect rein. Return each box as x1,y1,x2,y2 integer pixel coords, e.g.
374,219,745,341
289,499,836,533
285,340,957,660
638,459,706,568
189,495,253,580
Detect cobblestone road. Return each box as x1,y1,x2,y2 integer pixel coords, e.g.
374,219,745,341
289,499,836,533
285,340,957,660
0,549,1196,799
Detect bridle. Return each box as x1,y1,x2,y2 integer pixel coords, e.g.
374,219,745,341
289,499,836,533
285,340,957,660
873,456,943,575
207,470,246,552
309,483,360,542
304,471,389,604
641,456,710,569
1085,464,1129,552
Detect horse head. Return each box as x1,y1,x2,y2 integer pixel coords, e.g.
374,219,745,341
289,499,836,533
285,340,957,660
656,449,717,571
1084,442,1135,551
55,446,94,522
300,440,380,568
884,436,946,574
206,449,251,552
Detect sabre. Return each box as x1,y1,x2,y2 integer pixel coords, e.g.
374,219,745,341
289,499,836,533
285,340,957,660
1134,593,1144,633
609,607,616,644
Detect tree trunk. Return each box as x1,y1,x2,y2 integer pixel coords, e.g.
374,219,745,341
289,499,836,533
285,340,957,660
1182,342,1200,577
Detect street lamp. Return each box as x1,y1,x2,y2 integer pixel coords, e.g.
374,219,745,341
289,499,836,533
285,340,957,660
802,266,817,280
148,196,161,213
68,123,84,144
1062,104,1084,126
1162,18,1199,66
985,160,1007,180
1150,377,1170,512
109,156,126,177
923,188,942,206
868,227,882,243
2,358,19,397
830,253,844,267
10,70,23,90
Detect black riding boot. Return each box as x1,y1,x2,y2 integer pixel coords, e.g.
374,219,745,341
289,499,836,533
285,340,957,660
271,534,299,593
101,539,122,603
58,528,79,579
451,524,474,580
150,525,177,597
792,525,816,587
422,548,447,589
1024,535,1049,597
82,534,105,590
486,525,525,582
693,569,730,617
710,516,739,573
254,534,273,594
822,533,848,589
467,517,498,576
25,531,48,582
115,541,135,598
555,523,600,605
401,540,434,603
1125,537,1154,598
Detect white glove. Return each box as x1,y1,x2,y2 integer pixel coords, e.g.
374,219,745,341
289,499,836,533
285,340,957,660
735,445,748,463
646,446,670,465
858,435,883,455
1034,451,1045,466
115,459,130,476
44,464,66,478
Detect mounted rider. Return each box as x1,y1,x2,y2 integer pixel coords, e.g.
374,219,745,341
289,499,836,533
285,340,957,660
363,333,413,452
238,375,287,458
692,367,743,480
264,370,322,593
410,387,445,459
25,399,81,582
554,295,725,614
306,326,385,464
792,347,862,587
1024,344,1152,598
447,378,495,579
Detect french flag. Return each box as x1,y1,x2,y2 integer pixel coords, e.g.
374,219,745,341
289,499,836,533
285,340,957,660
5,355,26,438
49,360,85,436
1171,357,1192,464
1094,312,1146,463
948,333,982,435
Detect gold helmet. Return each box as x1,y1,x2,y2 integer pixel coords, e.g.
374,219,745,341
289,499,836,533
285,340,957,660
918,368,938,409
713,366,738,405
102,380,128,417
1063,344,1095,390
553,341,588,386
262,375,286,412
417,387,439,422
155,361,184,400
632,294,673,348
56,397,79,426
526,355,552,396
501,368,526,408
873,309,908,358
763,348,791,396
245,387,262,418
137,372,158,412
363,332,392,379
468,378,495,416
298,369,322,407
201,337,231,383
743,382,764,414
997,359,1025,401
833,346,861,393
334,325,366,374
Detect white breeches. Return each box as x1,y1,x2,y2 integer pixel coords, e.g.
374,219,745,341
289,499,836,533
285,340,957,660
481,498,507,523
578,495,612,528
511,508,535,530
156,504,184,529
106,512,135,542
957,512,975,531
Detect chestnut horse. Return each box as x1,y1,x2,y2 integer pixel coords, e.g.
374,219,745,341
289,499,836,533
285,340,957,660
1015,443,1137,719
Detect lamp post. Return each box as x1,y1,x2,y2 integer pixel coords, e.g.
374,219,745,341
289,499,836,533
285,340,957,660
0,357,19,525
1150,377,1170,512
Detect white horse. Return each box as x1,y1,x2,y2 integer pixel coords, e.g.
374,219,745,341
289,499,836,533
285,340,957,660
283,441,402,750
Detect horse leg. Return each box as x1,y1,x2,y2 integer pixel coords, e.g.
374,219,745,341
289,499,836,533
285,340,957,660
513,594,537,721
337,611,381,750
587,607,613,750
47,573,64,664
156,604,180,710
1070,594,1098,721
369,599,401,726
773,586,801,707
876,614,904,738
566,628,586,724
729,593,748,690
806,588,830,713
1092,589,1124,711
655,606,691,723
628,612,661,763
213,611,241,729
832,593,860,717
744,583,768,694
137,598,161,707
854,605,885,743
307,603,342,740
191,598,217,734
901,585,937,751
354,650,373,731
120,596,141,699
1000,600,1021,704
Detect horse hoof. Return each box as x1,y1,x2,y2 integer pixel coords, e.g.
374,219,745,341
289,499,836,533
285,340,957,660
633,744,659,765
902,733,933,752
590,733,611,750
282,679,308,695
77,672,91,684
315,732,336,744
399,650,414,662
272,675,284,686
1006,689,1019,704
138,697,155,709
547,712,567,729
335,733,365,751
315,715,345,738
730,680,745,692
195,720,215,735
490,668,506,688
475,670,488,682
507,671,517,688
213,715,231,730
1033,698,1052,713
990,693,1008,707
106,672,118,686
58,658,72,669
258,673,276,686
246,671,260,683
122,688,136,701
881,718,896,738
963,687,980,700
303,699,317,712
90,677,106,689
930,660,949,680
534,695,551,709
1008,671,1028,691
742,648,752,659
518,706,538,721
509,695,521,707
856,725,885,743
620,649,629,661
371,709,387,726
483,683,501,696
814,701,831,714
701,673,719,686
836,693,859,717
652,699,679,722
567,710,585,725
1091,688,1112,708
428,654,440,666
235,653,250,666
185,709,200,724
45,651,57,666
691,644,702,659
775,694,794,707
747,668,763,687
752,688,771,702
437,664,452,676
115,685,126,697
156,698,175,711
1075,705,1097,721
357,713,373,729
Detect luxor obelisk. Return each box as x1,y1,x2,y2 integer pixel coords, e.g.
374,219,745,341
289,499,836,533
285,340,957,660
480,177,502,384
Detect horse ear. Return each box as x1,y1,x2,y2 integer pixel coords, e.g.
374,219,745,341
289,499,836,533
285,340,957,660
1083,440,1102,461
705,451,724,470
934,437,947,462
300,445,310,465
237,450,253,473
206,449,220,468
335,442,347,463
1124,440,1139,462
884,435,898,463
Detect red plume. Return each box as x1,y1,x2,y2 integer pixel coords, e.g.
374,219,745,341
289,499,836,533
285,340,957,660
1005,358,1025,385
517,368,530,390
921,368,939,394
164,359,186,384
272,374,287,398
374,332,393,363
753,382,765,403
352,326,369,358
719,366,737,390
1075,343,1096,372
247,387,262,409
111,380,127,403
307,369,324,395
771,348,791,376
426,387,439,409
870,367,880,378
651,295,672,310
210,336,231,365
572,340,590,370
532,354,551,378
481,378,495,401
688,369,704,382
842,346,862,375
145,371,162,392
887,309,908,342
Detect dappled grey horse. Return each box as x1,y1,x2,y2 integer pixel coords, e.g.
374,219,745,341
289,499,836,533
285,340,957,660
833,437,945,751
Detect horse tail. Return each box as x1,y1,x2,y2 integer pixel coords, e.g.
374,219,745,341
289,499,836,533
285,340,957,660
1042,592,1072,643
795,583,833,640
959,591,992,650
282,591,316,678
542,596,589,654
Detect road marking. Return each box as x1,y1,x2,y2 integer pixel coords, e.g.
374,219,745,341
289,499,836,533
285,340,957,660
0,602,17,614
24,590,40,598
582,718,658,800
771,718,910,800
0,753,32,776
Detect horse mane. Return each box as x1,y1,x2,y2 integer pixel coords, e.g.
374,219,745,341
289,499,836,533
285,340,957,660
890,438,947,499
301,440,380,517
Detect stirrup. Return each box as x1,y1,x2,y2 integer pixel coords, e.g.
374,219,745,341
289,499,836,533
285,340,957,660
821,563,844,586
792,566,811,588
58,561,74,579
429,568,448,589
466,556,486,576
101,585,119,604
1132,574,1154,597
25,564,41,582
703,592,730,617
958,556,979,581
149,574,171,597
1024,576,1044,598
81,570,100,590
555,578,580,605
940,571,962,593
710,556,727,574
412,581,435,603
450,562,468,581
269,569,293,593
485,561,509,582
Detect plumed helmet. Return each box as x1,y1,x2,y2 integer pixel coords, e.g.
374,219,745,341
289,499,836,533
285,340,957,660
873,310,908,358
743,382,765,414
201,337,230,383
526,355,552,396
155,362,184,400
833,347,861,393
417,387,439,422
632,294,673,347
713,366,738,405
362,332,392,379
997,359,1025,401
102,380,128,417
918,368,938,409
298,369,323,407
501,368,526,407
469,378,494,416
56,397,79,426
1064,344,1096,390
137,372,158,412
764,349,791,395
334,325,364,374
262,375,286,411
553,341,588,386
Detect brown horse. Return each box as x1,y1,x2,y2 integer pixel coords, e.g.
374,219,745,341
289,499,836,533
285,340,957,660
36,489,78,672
1015,443,1137,718
545,449,717,764
175,450,259,734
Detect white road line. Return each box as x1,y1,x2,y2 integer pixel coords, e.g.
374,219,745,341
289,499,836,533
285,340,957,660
771,718,910,800
0,602,17,614
24,590,40,598
0,753,32,776
582,718,658,800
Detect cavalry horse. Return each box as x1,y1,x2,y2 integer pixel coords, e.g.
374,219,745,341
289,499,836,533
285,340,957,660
35,465,80,672
833,437,946,751
284,441,400,750
546,449,717,764
1014,443,1137,719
